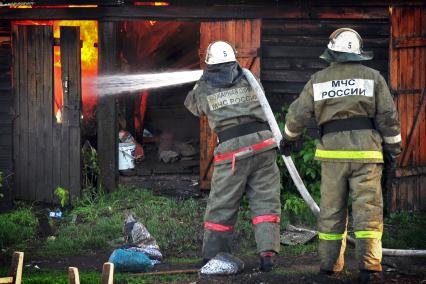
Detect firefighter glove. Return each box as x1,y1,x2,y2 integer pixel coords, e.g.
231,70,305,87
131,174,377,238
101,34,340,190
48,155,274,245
384,152,397,174
279,137,296,157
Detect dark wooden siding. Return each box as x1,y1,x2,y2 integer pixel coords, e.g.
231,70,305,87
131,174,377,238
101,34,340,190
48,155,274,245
0,21,12,176
261,18,390,113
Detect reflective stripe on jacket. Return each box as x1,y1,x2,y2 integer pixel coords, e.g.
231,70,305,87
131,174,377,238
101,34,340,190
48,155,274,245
284,62,401,163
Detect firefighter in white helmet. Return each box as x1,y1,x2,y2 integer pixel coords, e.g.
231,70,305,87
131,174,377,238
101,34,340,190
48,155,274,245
185,41,281,272
280,28,401,283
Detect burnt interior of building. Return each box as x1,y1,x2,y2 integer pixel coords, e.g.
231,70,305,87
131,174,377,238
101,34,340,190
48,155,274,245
114,21,201,181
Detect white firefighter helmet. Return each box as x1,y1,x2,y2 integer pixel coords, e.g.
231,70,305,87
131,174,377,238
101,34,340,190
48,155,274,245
205,41,237,65
327,28,363,54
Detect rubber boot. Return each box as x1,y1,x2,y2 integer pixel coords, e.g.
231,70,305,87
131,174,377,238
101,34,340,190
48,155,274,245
319,269,341,277
359,269,383,283
259,251,275,272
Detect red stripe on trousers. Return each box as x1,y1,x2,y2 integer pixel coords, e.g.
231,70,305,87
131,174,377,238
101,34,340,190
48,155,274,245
204,221,234,232
252,215,280,225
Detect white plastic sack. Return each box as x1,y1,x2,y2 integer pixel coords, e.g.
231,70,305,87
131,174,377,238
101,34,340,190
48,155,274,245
124,214,163,260
200,252,245,275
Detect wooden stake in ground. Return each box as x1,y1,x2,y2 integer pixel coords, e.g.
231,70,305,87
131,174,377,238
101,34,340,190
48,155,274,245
68,267,80,284
0,251,24,284
101,263,114,284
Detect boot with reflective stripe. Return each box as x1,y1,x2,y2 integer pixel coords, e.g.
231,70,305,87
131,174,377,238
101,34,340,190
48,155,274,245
259,251,275,272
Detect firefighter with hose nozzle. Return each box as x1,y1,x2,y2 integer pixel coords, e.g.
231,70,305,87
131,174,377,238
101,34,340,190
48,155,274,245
280,28,402,283
184,41,281,273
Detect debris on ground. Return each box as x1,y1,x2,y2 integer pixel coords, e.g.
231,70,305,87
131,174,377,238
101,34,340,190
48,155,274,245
108,214,162,272
280,224,318,246
123,214,162,260
200,252,245,275
109,247,153,272
159,150,180,163
176,142,197,159
158,132,180,163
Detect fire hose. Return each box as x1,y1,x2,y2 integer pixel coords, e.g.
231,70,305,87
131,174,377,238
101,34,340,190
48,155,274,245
242,68,426,257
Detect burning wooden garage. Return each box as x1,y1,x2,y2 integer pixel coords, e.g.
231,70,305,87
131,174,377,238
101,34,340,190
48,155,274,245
0,1,424,213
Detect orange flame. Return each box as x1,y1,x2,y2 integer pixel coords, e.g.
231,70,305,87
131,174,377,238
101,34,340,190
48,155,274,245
134,2,169,6
134,1,169,25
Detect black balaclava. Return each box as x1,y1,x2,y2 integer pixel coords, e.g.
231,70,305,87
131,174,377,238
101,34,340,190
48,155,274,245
203,61,244,88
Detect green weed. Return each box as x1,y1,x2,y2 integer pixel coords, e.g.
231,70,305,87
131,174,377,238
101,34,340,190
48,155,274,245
54,187,69,208
281,242,318,257
0,206,38,250
276,107,321,225
382,212,426,249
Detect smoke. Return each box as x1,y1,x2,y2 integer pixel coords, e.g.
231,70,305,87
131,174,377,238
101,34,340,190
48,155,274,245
94,70,203,96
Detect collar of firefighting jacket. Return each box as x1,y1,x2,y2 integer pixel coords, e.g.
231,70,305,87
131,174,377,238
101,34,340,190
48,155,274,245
319,48,374,63
203,61,244,88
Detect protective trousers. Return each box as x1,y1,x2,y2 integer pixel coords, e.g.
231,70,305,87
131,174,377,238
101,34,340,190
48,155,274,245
318,162,383,272
202,149,281,259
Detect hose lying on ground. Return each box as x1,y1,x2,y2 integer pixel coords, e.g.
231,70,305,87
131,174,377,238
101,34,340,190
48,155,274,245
242,68,426,258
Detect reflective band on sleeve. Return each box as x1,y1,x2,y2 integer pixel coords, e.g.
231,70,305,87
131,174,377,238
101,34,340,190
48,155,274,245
252,215,281,225
204,221,234,232
355,231,382,239
383,134,402,144
315,149,383,160
284,125,301,138
318,232,347,241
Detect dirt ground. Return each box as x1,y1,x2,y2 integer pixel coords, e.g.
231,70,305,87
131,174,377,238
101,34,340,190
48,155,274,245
98,175,426,283
25,250,426,283
120,174,204,199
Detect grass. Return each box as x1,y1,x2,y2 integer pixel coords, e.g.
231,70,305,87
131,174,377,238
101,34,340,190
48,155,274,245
0,206,38,251
41,187,207,257
0,267,197,284
382,211,426,249
167,257,202,265
0,186,256,259
0,185,425,283
281,242,318,257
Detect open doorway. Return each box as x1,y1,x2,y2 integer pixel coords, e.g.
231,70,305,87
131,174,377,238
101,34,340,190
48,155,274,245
116,21,201,181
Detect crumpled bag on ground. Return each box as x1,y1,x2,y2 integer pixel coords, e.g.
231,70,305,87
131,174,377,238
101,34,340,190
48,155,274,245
176,142,197,157
200,252,245,275
108,248,153,272
159,150,179,163
124,214,163,260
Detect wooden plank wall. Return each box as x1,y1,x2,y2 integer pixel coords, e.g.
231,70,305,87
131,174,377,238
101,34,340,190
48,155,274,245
261,18,390,114
389,6,426,212
12,25,55,201
98,22,118,193
60,27,82,201
0,21,13,204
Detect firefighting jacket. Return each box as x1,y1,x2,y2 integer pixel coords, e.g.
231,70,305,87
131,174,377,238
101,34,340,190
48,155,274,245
184,74,276,162
284,62,402,163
